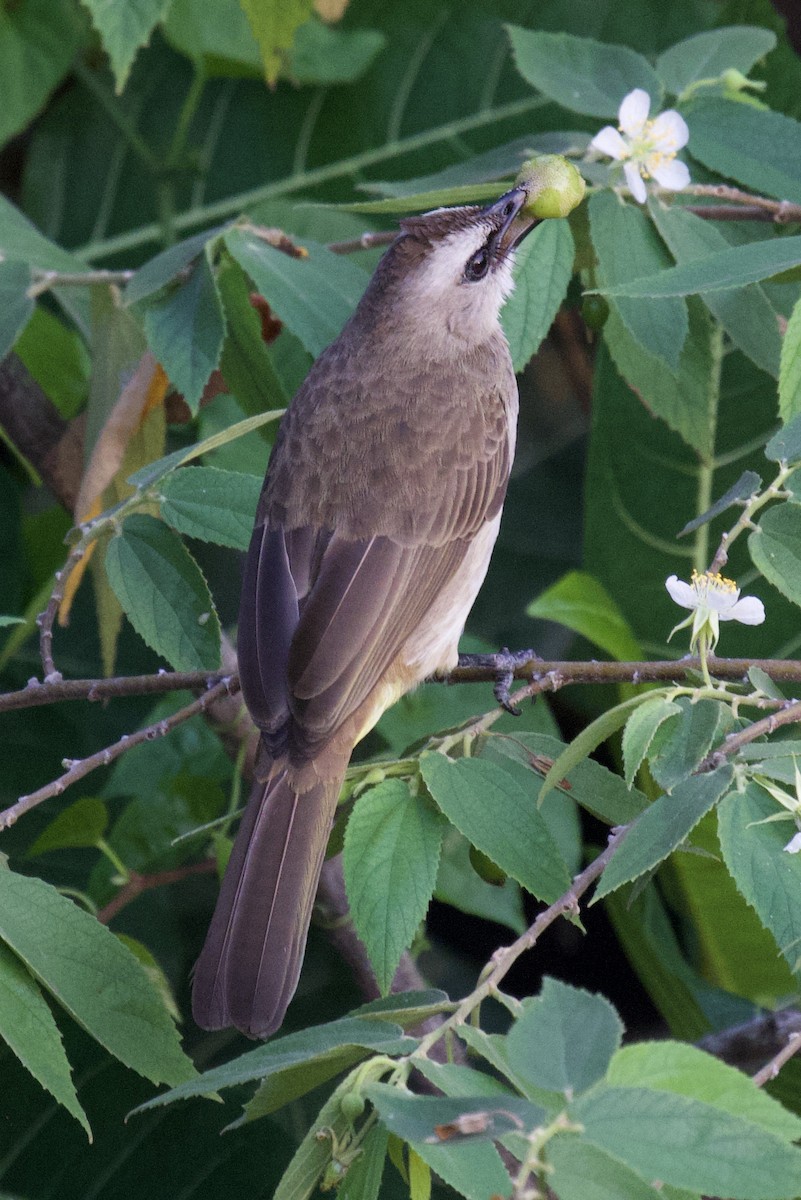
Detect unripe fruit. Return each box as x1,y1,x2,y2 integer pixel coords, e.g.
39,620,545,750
515,154,586,219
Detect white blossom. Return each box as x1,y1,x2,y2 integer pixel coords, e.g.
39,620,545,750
666,570,765,652
590,88,690,203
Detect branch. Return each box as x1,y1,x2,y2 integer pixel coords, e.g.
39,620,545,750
682,184,801,224
699,1008,801,1076
96,860,218,925
698,698,801,773
0,676,239,830
752,1030,801,1088
0,669,231,712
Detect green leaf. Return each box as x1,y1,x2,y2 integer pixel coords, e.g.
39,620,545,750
79,0,171,92
507,978,623,1097
353,989,453,1027
238,0,313,86
596,767,733,899
141,252,226,413
501,219,574,373
0,0,84,148
131,1016,413,1114
224,230,367,359
343,781,445,994
273,1065,367,1200
590,193,688,371
163,0,261,74
573,1084,801,1198
505,27,662,118
125,227,226,306
0,259,34,360
289,19,386,85
458,1025,551,1103
649,202,781,377
655,27,776,96
765,412,801,464
15,304,91,419
548,1137,664,1200
159,466,261,550
678,469,761,536
607,1041,801,1141
749,500,801,607
718,783,801,976
622,698,682,785
779,296,801,423
648,699,734,792
126,407,282,489
104,513,222,671
413,1060,519,1101
27,797,108,855
527,569,643,661
333,183,504,216
538,693,657,802
339,1125,387,1200
687,97,801,205
365,1085,516,1199
0,942,89,1136
0,868,195,1087
217,254,292,413
366,1083,543,1143
603,297,715,456
435,828,526,936
419,754,571,903
597,234,801,297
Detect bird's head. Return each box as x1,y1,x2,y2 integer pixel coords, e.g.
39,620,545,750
363,188,537,357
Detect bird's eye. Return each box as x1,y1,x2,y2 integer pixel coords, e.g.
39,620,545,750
464,246,491,282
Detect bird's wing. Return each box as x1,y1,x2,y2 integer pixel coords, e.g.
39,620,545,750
238,398,512,760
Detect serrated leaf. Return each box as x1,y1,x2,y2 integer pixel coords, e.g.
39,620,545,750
648,699,734,792
435,828,526,935
622,698,682,785
527,569,642,661
573,1085,801,1198
598,233,801,298
159,466,261,549
217,253,291,413
104,513,221,670
127,407,282,489
655,27,776,96
765,413,801,464
507,978,623,1097
537,692,655,802
225,227,367,357
603,297,715,456
413,1060,518,1101
0,259,34,360
273,1066,365,1200
125,227,226,306
0,0,84,148
27,797,108,856
365,1084,518,1199
687,97,801,206
590,192,687,371
501,219,574,373
80,0,171,92
0,869,195,1087
607,1041,801,1141
343,780,445,993
749,500,801,607
339,1124,387,1200
239,0,313,86
718,783,801,976
506,27,661,118
747,665,787,701
130,1016,412,1115
141,252,226,413
419,754,571,903
678,469,761,536
596,767,733,899
289,19,386,85
353,989,452,1026
649,203,780,377
779,296,801,423
548,1137,664,1200
0,941,89,1136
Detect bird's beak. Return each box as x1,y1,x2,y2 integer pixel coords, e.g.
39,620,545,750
485,186,537,256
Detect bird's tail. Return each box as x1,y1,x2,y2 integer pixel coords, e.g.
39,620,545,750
191,762,341,1038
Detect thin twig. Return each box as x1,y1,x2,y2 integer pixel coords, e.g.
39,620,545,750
328,231,397,254
685,205,776,223
682,184,801,223
415,825,630,1057
0,677,239,830
97,860,218,924
37,541,87,682
698,699,801,774
752,1031,801,1088
27,269,134,298
0,670,232,712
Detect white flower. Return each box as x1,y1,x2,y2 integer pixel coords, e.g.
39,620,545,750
784,830,801,854
590,88,691,203
666,569,765,652
751,764,801,853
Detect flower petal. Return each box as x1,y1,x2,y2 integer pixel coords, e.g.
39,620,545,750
665,575,696,610
649,158,691,192
590,125,629,160
724,595,766,625
623,160,647,203
783,830,801,854
706,584,740,615
649,110,689,152
619,88,650,135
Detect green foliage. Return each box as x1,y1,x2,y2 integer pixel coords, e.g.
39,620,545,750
3,1,801,1195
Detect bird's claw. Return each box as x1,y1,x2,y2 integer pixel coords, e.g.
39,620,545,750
456,648,540,716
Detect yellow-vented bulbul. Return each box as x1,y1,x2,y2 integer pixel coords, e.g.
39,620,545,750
192,187,536,1037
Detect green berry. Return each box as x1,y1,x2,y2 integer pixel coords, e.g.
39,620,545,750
515,154,586,219
581,295,609,331
469,845,507,886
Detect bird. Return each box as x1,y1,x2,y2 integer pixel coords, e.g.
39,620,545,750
192,186,537,1038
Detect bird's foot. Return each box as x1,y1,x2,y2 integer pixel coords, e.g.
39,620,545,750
456,648,540,716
